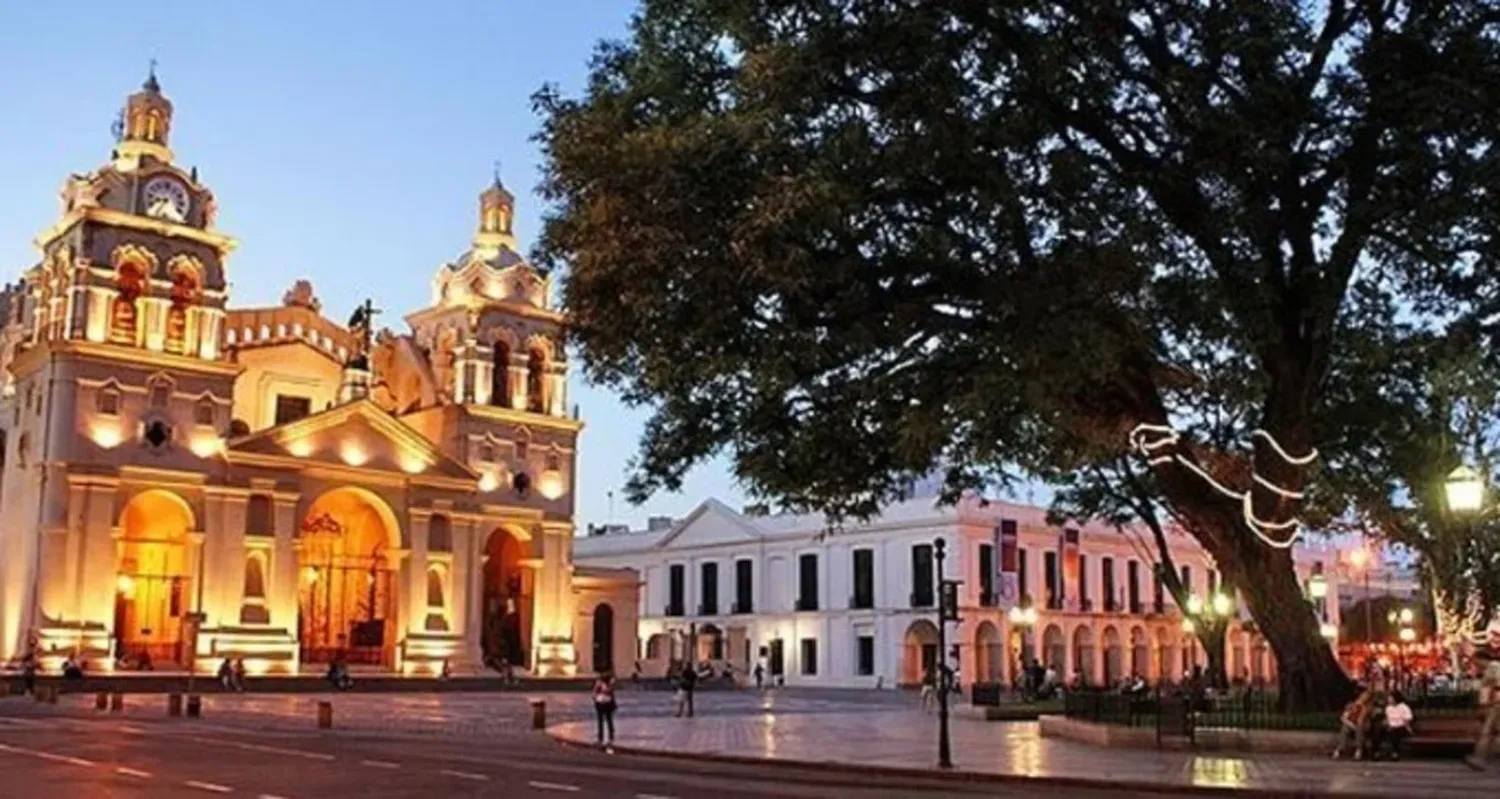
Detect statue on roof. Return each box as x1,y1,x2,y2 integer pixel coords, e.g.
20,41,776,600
346,298,380,369
281,279,322,312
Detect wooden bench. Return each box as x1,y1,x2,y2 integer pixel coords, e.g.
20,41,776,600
1403,716,1479,759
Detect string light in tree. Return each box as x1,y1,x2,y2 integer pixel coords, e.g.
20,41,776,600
1128,424,1320,549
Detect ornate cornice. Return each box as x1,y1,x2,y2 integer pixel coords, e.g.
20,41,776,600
34,207,237,254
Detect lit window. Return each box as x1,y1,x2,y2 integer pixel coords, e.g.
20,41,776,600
426,568,446,609
243,555,267,600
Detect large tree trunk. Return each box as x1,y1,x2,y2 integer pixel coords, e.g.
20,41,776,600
1201,625,1228,691
1235,543,1354,710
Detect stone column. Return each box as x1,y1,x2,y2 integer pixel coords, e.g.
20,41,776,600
75,483,119,632
508,364,526,409
473,353,493,406
85,286,114,343
141,296,170,352
270,494,300,634
405,512,431,634
459,518,485,667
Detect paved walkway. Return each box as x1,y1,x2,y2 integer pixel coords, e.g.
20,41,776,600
548,703,1500,797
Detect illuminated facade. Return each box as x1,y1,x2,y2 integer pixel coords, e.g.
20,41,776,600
0,72,637,676
578,492,1347,689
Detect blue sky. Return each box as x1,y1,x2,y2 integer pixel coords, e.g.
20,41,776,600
0,0,747,531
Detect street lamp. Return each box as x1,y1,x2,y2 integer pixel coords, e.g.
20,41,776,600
1445,465,1485,514
1307,574,1328,600
1210,591,1233,618
1320,622,1339,640
1186,594,1205,615
933,537,961,770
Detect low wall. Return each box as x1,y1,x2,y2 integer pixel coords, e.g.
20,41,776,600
1040,715,1337,754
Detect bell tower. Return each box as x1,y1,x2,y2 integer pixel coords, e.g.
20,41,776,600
115,62,175,169
473,168,517,255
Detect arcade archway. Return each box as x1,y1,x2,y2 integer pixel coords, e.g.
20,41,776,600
114,490,195,668
296,487,401,666
901,620,940,686
482,527,532,671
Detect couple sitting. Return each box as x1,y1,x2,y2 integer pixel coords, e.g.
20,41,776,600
1333,688,1413,761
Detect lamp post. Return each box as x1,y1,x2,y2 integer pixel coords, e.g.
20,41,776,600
1444,465,1485,674
934,537,960,770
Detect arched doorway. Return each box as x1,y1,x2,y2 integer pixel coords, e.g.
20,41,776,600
698,623,725,662
296,487,401,666
1072,625,1095,685
482,527,531,670
975,621,1001,682
1102,626,1122,686
115,490,195,668
1156,627,1177,683
901,620,940,685
1130,626,1149,679
592,603,615,674
1042,624,1065,672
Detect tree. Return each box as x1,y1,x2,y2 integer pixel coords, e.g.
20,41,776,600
534,1,1500,710
1049,457,1237,689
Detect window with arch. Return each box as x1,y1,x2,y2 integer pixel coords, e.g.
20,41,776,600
526,347,547,413
166,264,198,355
514,439,529,462
194,397,216,427
426,566,446,610
111,257,149,345
243,553,267,600
145,110,164,142
477,440,496,463
428,514,453,553
545,451,561,471
491,340,510,406
96,385,121,416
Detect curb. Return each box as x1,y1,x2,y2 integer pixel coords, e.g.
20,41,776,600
545,728,1360,798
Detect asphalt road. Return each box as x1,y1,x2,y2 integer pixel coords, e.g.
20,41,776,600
0,710,1204,798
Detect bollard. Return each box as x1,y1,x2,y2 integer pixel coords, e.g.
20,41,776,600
109,692,123,713
96,692,108,710
185,694,201,718
317,701,333,729
168,694,182,717
32,685,45,704
45,686,57,704
530,698,546,730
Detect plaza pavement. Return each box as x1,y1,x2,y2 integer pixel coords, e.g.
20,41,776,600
35,686,1500,796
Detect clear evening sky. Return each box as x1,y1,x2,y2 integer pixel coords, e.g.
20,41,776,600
0,0,748,531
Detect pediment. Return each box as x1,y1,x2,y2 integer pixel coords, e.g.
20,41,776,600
656,500,763,549
227,398,475,481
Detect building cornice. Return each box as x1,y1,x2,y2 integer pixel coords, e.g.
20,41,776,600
463,403,584,433
34,206,238,254
9,339,243,379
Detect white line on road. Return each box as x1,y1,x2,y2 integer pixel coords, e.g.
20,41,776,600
529,780,582,792
636,794,677,799
0,742,97,767
360,759,400,768
258,794,291,799
185,780,234,793
441,769,490,781
116,766,153,778
199,737,334,761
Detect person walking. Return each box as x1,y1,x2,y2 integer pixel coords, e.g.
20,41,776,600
680,660,698,717
20,651,36,697
753,661,764,691
592,669,618,751
920,664,937,714
1465,643,1500,771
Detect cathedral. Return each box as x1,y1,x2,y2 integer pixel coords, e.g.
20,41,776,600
0,72,637,677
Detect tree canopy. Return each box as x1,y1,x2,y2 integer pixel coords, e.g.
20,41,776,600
534,0,1500,708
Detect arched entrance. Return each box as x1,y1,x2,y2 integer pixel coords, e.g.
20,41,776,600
1157,627,1177,683
975,621,1001,682
1130,626,1149,679
1072,625,1095,685
296,487,401,666
901,620,940,685
1042,624,1065,672
115,490,195,668
482,527,531,670
1102,626,1122,686
698,623,725,662
592,603,615,674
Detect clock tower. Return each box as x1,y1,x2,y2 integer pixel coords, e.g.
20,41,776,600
0,69,240,663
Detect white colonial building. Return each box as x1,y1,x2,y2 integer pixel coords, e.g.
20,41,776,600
574,489,1348,689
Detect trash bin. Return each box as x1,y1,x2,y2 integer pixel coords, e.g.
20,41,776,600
317,701,333,729
186,694,201,718
168,694,183,717
530,698,546,730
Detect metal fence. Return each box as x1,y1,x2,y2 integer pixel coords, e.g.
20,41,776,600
1063,688,1481,733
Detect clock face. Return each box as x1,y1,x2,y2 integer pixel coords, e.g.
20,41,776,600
142,177,190,222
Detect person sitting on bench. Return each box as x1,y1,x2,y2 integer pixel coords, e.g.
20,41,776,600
1378,691,1413,760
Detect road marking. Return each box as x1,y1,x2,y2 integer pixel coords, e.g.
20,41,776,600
360,759,400,768
116,766,153,778
441,769,490,781
0,742,97,767
258,795,291,799
529,780,581,792
198,738,334,761
636,794,676,799
118,724,146,734
185,780,233,793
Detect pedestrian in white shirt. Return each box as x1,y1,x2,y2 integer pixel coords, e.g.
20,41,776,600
1379,691,1413,760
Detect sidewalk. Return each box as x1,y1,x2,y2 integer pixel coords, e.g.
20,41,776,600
547,709,1500,797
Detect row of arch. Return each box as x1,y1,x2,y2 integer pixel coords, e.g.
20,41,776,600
900,620,1277,686
109,246,203,354
111,487,534,670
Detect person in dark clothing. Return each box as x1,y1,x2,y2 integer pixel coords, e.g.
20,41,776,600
680,661,698,717
593,670,618,749
20,651,37,696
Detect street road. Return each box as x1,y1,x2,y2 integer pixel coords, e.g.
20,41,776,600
0,709,1201,798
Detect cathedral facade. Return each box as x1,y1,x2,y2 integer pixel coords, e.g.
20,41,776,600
0,73,637,677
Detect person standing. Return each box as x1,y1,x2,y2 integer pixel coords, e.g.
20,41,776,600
1465,645,1500,771
593,669,617,751
753,661,764,691
920,664,937,714
681,660,698,717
